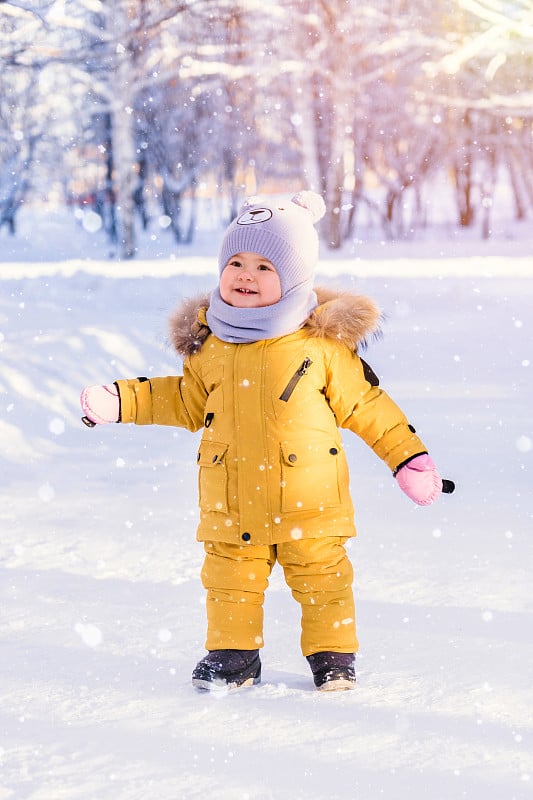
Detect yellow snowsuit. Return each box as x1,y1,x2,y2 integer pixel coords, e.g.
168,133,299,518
115,289,427,655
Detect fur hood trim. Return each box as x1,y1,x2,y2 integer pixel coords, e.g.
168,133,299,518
169,287,382,357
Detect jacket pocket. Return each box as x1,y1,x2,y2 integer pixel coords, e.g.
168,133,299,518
280,438,342,513
197,441,229,513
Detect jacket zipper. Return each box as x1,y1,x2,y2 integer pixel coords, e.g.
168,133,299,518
279,357,313,402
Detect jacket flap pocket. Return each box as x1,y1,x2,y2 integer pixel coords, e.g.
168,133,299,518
197,441,228,467
279,439,342,512
280,439,341,467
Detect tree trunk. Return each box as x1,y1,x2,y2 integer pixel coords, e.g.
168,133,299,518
102,112,118,243
109,7,139,259
111,103,137,258
325,163,344,249
455,162,475,227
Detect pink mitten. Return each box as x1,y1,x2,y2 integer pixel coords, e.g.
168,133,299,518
395,454,442,506
80,384,119,425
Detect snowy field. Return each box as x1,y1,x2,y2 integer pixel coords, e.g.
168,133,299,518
1,212,533,799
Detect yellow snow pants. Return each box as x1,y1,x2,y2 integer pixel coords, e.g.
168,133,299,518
201,537,358,657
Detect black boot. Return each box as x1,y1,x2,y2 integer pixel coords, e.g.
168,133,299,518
307,651,356,691
192,649,261,691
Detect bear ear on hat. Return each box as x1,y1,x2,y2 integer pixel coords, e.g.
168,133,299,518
291,190,326,224
238,196,262,214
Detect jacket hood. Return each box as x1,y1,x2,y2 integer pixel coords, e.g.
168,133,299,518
169,287,382,357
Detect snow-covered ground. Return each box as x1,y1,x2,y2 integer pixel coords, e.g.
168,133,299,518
1,209,532,799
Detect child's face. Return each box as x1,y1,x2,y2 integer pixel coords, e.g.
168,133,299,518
220,252,282,307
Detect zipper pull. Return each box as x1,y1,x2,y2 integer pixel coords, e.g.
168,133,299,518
279,357,313,402
298,357,312,375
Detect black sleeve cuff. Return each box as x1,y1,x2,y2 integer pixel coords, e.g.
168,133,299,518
392,451,428,477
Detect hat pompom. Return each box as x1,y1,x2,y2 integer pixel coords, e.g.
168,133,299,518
291,190,326,224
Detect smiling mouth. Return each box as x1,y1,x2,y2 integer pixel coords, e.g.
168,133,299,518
235,288,258,294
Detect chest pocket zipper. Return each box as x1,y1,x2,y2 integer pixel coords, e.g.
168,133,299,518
279,358,313,402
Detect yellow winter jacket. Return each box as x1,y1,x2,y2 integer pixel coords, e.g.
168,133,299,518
116,288,427,546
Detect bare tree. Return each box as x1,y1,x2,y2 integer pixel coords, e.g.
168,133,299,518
426,0,533,231
2,0,532,254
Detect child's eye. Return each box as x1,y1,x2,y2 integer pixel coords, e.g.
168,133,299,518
229,260,242,267
258,263,273,271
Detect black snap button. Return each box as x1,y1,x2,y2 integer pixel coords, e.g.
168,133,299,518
408,424,416,433
197,452,201,462
212,455,218,463
288,453,297,463
242,532,251,542
329,447,338,455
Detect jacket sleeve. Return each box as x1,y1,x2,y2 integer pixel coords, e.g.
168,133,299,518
114,359,207,431
324,345,427,473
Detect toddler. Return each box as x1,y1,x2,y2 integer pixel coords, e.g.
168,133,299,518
81,191,451,692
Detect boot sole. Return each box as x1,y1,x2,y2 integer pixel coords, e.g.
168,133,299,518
192,673,261,692
318,677,356,692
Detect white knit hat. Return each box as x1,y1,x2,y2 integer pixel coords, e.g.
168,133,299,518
218,191,326,296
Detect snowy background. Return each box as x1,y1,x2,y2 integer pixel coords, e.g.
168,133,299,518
1,210,532,799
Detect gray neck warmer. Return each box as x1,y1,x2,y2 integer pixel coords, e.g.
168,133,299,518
206,285,318,344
